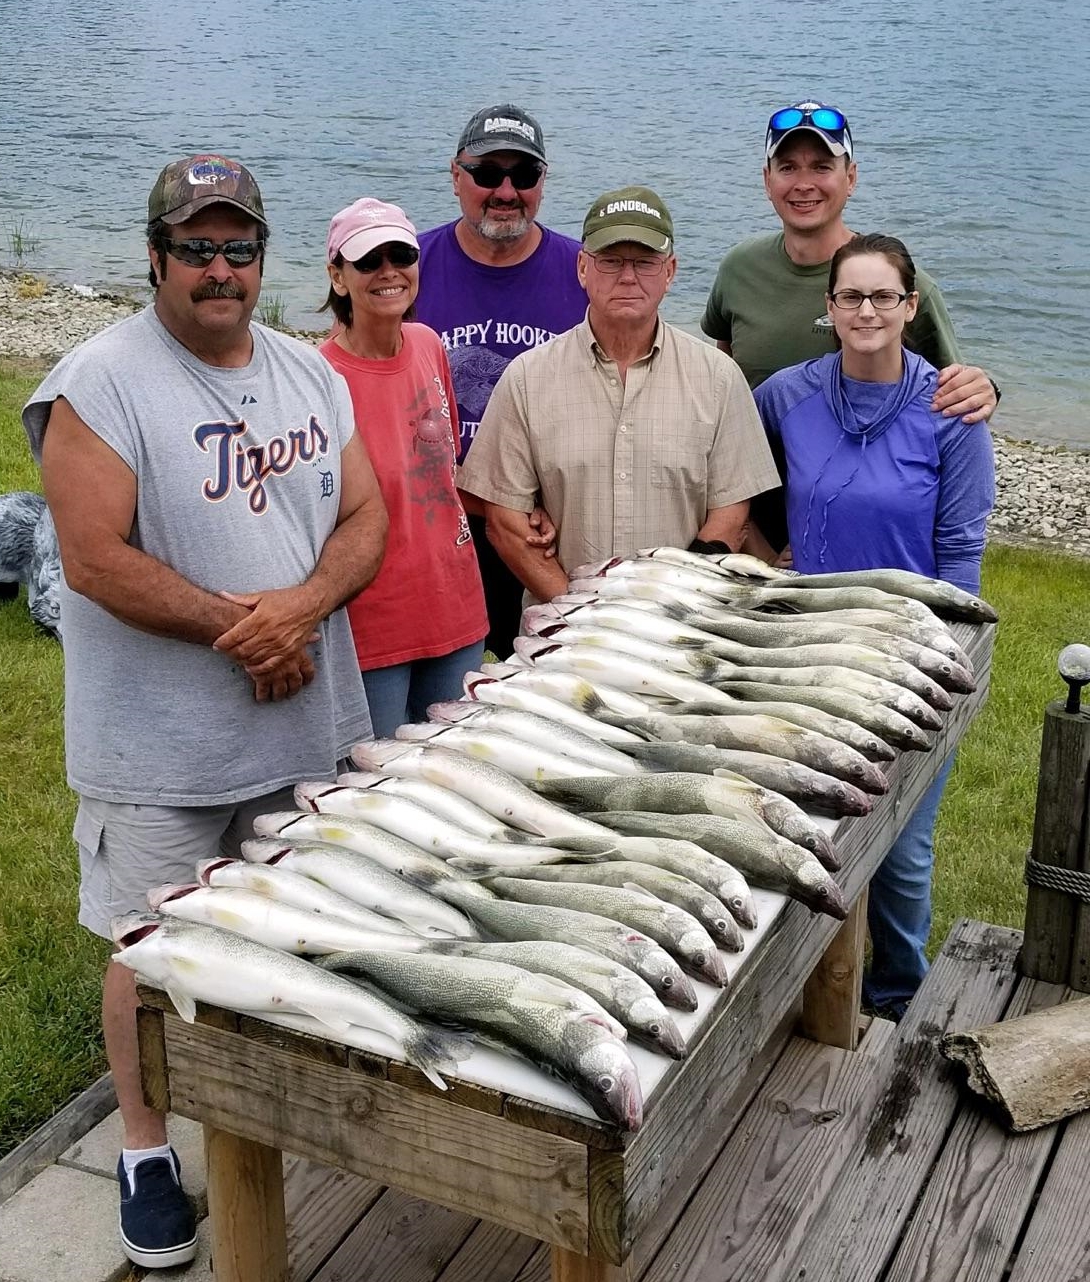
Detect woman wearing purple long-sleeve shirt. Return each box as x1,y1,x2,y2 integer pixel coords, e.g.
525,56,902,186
751,232,996,1020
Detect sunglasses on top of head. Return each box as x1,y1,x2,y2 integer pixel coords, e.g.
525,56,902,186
456,158,546,191
768,104,848,136
348,243,420,273
162,237,266,267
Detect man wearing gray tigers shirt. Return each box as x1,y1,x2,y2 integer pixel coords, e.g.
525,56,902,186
22,154,387,1270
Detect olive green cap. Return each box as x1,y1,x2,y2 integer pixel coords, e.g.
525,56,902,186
582,185,673,254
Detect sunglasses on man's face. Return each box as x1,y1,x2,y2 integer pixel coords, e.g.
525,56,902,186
348,243,420,273
162,238,265,267
456,159,545,191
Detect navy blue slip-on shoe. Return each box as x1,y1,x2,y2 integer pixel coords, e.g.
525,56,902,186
117,1149,198,1269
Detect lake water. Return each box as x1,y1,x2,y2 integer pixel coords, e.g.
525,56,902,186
1,0,1087,446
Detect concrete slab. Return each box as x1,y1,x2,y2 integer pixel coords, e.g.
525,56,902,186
0,1164,128,1282
59,1111,207,1206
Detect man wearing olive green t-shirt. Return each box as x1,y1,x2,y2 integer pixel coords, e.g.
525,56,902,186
702,102,997,430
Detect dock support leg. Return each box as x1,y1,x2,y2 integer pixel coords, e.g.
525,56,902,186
551,1245,623,1281
800,890,868,1050
204,1125,288,1282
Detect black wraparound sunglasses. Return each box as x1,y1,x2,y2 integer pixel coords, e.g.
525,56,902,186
349,243,420,272
456,159,545,190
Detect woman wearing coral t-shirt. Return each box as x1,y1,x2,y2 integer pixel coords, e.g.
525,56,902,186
319,198,486,737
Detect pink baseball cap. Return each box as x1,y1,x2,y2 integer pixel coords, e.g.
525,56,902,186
327,197,418,263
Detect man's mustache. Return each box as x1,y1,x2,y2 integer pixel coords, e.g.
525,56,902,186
191,280,247,302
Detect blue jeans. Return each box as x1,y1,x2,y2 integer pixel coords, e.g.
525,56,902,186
361,641,485,739
864,752,956,1011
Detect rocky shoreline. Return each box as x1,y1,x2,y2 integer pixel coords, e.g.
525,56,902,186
2,271,1087,561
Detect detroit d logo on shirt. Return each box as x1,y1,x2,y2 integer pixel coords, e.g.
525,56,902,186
193,414,331,514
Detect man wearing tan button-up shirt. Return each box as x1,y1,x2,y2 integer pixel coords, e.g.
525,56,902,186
457,185,781,603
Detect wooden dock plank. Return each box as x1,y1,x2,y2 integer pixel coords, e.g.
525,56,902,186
775,918,1024,1282
309,1185,477,1282
283,1156,385,1281
433,1219,541,1282
1007,1110,1090,1282
882,976,1068,1282
162,1014,592,1254
638,1018,897,1282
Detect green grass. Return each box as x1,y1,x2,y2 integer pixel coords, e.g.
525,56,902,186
6,217,42,270
0,355,1085,1157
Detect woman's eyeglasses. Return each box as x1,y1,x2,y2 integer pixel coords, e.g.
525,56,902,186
829,290,911,310
349,243,420,273
162,238,265,267
456,159,546,191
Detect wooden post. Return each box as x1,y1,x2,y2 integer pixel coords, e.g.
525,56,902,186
551,1244,623,1282
800,890,868,1049
1021,697,1090,986
204,1125,288,1282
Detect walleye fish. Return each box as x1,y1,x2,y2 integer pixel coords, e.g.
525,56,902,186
532,771,838,869
111,914,462,1088
349,741,618,840
485,876,728,986
476,662,663,719
619,741,873,817
598,709,890,791
585,812,848,919
423,939,685,1058
463,833,758,930
200,853,423,930
393,721,621,781
781,569,998,623
664,699,894,763
463,670,645,745
426,701,645,775
242,826,480,938
332,770,511,838
317,950,643,1128
636,546,784,581
457,860,744,951
714,682,934,751
268,797,581,877
437,880,699,1011
149,883,421,955
513,637,742,708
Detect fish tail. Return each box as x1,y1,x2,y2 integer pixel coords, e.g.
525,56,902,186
406,1024,473,1089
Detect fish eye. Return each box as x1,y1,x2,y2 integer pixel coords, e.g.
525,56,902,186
648,1023,662,1036
661,975,674,988
716,919,729,934
597,1075,615,1092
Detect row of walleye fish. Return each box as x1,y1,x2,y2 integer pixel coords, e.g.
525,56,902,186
113,549,995,1132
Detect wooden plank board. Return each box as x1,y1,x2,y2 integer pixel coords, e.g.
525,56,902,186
773,918,1024,1282
881,976,1067,1282
434,1219,541,1282
638,1018,897,1282
0,1073,116,1205
161,1013,592,1254
310,1185,476,1282
617,654,993,1262
205,1125,288,1282
1006,1109,1090,1282
283,1156,385,1281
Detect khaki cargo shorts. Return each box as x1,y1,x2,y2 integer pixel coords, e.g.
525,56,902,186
73,785,298,939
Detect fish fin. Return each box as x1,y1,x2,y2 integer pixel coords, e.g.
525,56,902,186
298,1004,355,1035
165,987,197,1024
621,882,665,903
570,680,607,717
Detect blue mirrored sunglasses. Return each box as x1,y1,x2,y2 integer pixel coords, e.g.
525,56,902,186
768,105,848,135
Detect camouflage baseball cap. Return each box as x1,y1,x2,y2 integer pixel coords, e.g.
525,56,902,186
147,154,268,228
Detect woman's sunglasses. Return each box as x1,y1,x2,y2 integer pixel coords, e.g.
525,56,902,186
349,243,420,273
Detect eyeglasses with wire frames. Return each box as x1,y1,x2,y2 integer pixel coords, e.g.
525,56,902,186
588,251,669,277
828,289,912,311
161,238,266,267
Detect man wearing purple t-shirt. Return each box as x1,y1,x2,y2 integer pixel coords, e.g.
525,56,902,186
416,104,588,657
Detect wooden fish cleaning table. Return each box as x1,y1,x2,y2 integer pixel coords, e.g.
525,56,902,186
136,622,994,1282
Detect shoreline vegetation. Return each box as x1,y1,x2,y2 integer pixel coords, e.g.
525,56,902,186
2,269,1088,562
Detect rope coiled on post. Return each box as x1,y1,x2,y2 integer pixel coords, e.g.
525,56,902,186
1024,857,1090,903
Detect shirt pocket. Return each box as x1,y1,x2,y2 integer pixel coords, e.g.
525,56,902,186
651,420,715,489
